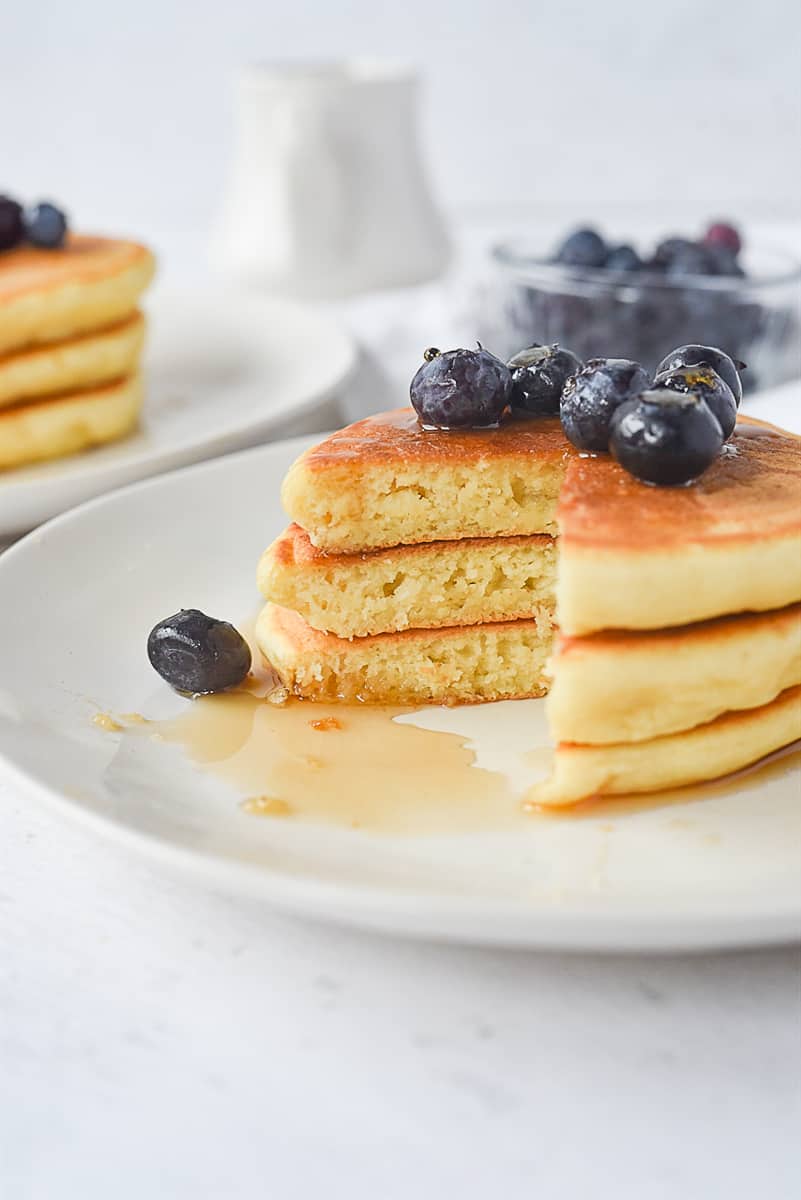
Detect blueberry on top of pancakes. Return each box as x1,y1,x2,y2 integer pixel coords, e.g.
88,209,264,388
609,389,724,486
507,344,582,418
410,345,512,430
560,358,650,452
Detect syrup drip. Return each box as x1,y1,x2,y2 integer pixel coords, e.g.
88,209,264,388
146,692,521,835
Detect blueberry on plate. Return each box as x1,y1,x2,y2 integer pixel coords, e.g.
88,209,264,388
609,390,724,486
655,343,744,406
410,345,512,429
507,343,582,417
147,609,251,694
560,357,650,452
652,364,737,439
24,201,68,249
605,244,641,272
554,227,607,269
0,195,24,251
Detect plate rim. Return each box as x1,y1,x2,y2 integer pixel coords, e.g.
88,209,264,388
3,746,799,953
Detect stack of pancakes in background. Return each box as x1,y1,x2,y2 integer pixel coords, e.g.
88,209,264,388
0,234,155,470
257,408,801,806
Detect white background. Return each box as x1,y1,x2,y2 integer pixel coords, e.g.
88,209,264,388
2,0,800,239
1,3,800,1197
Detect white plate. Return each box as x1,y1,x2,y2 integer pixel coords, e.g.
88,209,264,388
0,438,799,952
0,286,355,536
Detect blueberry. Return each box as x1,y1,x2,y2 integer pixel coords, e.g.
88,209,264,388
652,365,737,439
651,237,696,269
410,345,512,429
554,227,607,269
560,357,650,452
507,343,582,417
609,390,724,486
24,201,68,249
664,242,715,278
704,221,742,257
655,343,744,405
147,609,251,694
0,195,24,251
703,242,745,277
605,244,641,272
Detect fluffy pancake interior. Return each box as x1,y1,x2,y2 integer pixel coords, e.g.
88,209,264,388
259,524,557,638
282,410,568,552
257,603,555,705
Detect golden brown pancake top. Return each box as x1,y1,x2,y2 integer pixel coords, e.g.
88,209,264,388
0,235,153,302
300,407,570,470
297,407,800,552
559,416,801,549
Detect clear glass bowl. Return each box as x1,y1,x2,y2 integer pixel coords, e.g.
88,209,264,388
482,238,801,394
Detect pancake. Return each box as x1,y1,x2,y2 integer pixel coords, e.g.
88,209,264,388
0,311,145,408
557,420,801,635
0,373,143,470
281,409,568,552
529,684,801,807
0,235,155,356
282,410,801,633
258,523,557,638
548,604,801,744
256,603,555,704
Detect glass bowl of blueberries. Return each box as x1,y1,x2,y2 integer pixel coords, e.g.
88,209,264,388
484,222,801,395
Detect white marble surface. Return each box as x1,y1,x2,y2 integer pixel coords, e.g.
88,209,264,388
2,229,801,1198
2,790,800,1200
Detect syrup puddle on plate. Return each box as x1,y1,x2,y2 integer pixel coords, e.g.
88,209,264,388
112,689,801,836
140,692,525,835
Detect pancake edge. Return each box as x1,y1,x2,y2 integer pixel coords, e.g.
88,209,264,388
529,684,801,807
548,603,801,743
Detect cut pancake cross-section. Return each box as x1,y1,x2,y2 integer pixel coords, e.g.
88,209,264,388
259,524,557,639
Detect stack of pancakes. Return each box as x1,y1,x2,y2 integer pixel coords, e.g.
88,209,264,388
257,409,801,805
0,234,155,469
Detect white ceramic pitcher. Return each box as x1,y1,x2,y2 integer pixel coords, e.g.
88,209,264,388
211,61,450,298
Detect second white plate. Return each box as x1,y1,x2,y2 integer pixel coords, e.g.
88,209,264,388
0,286,355,536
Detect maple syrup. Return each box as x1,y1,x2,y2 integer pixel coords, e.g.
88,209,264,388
111,691,801,836
145,692,522,835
